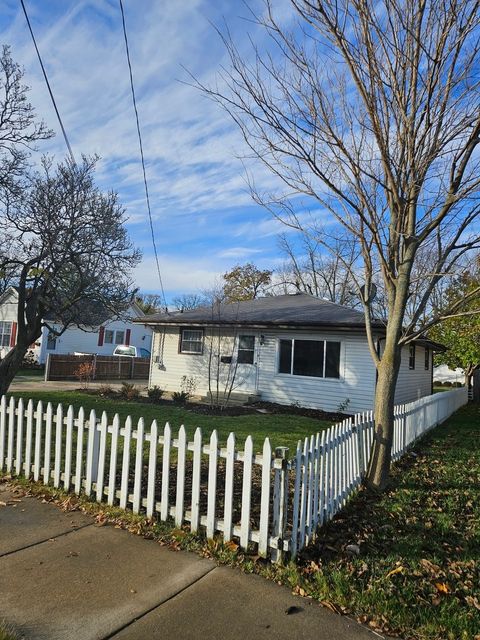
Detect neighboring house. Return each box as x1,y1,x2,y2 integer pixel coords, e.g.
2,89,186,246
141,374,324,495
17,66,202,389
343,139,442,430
0,287,153,365
0,288,19,361
138,293,444,413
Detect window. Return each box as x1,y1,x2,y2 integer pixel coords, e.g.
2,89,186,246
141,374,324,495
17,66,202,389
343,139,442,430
139,348,151,358
114,345,135,356
115,330,125,345
425,347,430,370
46,333,57,350
409,344,416,370
0,322,12,347
180,328,203,354
104,330,114,344
237,335,255,364
278,338,341,379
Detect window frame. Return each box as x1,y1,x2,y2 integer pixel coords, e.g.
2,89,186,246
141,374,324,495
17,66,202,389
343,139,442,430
237,335,255,365
0,321,12,347
179,327,204,355
115,330,125,345
277,337,341,380
424,347,429,371
409,344,416,370
104,329,114,344
46,332,57,351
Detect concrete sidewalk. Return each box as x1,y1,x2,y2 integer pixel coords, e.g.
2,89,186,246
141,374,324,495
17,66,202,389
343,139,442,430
0,480,383,640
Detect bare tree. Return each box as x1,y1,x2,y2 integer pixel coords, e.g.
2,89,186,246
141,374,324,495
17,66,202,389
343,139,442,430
197,0,480,488
0,156,141,394
136,293,164,315
277,232,361,307
171,292,205,312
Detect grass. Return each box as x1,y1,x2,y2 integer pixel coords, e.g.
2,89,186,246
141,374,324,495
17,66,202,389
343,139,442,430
9,390,331,451
267,402,480,640
0,621,21,640
14,368,44,378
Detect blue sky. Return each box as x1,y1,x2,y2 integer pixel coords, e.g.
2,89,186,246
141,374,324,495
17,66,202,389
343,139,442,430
0,0,298,300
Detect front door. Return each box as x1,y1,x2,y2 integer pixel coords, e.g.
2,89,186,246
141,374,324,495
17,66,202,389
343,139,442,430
234,334,258,394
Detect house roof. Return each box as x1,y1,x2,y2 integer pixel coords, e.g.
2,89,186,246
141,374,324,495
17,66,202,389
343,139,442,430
138,293,386,331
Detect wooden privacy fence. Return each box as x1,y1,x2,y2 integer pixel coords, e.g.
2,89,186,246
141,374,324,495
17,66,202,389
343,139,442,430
45,354,150,381
0,387,467,561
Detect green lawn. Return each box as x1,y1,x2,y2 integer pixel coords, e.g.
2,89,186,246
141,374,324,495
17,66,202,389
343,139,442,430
9,390,331,452
271,403,480,640
14,368,44,378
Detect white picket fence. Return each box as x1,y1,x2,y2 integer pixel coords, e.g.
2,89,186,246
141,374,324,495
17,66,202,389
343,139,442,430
0,387,467,560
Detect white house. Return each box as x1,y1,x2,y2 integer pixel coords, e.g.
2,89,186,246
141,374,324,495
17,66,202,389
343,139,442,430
0,287,153,365
137,293,444,413
0,288,19,361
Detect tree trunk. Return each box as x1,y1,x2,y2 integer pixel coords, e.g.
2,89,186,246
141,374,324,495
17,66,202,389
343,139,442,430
365,339,402,490
0,342,30,397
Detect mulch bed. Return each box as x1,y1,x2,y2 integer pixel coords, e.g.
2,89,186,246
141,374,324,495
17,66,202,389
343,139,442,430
79,387,349,423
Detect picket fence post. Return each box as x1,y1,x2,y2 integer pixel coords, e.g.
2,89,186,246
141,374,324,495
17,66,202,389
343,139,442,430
271,446,289,562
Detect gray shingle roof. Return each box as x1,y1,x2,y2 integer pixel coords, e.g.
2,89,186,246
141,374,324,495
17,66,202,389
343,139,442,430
138,293,385,330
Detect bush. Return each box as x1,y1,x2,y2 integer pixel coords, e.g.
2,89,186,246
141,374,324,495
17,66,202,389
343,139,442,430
97,384,114,396
443,380,453,387
433,380,443,387
453,381,463,388
119,382,140,400
147,385,164,401
74,361,95,388
172,390,190,405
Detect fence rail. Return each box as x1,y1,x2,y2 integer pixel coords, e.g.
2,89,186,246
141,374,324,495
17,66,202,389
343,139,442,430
0,387,467,561
45,354,150,381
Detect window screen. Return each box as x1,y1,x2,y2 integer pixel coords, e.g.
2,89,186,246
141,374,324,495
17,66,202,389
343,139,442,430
237,335,255,364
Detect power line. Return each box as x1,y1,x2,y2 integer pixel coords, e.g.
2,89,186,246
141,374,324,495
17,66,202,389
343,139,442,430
20,0,76,164
118,0,167,309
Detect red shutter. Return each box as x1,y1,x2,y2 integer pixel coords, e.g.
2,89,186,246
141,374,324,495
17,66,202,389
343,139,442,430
125,329,131,346
10,322,17,347
98,326,105,346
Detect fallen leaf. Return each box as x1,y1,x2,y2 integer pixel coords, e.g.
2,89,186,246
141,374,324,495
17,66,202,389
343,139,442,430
466,596,480,611
386,566,404,578
225,540,239,552
435,582,449,594
320,600,343,614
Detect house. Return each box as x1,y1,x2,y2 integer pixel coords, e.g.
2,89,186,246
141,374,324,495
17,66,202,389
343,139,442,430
138,293,444,413
0,287,153,365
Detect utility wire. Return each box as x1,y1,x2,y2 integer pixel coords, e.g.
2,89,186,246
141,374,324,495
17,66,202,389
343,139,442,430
20,0,76,164
118,0,167,310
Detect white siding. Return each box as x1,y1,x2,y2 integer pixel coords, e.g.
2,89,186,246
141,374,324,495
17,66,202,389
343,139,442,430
149,327,256,396
0,290,19,359
256,330,376,414
38,320,152,364
150,327,377,413
394,345,432,404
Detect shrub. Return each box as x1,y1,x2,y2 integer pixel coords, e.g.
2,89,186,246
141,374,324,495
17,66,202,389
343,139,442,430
119,382,140,400
433,380,443,387
443,380,453,387
172,390,190,405
74,361,95,388
147,385,164,401
453,381,462,388
97,384,114,396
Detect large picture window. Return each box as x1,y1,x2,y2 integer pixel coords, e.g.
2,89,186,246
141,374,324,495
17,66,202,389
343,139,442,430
180,328,204,354
278,339,341,379
0,321,12,347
